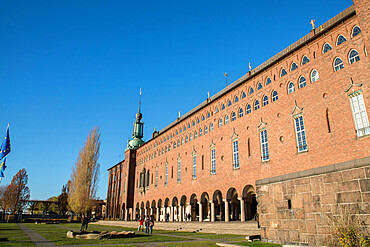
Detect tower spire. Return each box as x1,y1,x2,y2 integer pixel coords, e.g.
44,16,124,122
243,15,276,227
139,88,142,113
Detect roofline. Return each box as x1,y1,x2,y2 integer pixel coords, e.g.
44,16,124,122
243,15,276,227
107,160,124,171
140,5,355,148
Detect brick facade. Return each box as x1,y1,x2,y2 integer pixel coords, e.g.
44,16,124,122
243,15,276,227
106,0,369,244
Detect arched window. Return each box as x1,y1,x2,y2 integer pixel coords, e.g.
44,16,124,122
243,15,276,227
231,111,236,121
207,112,210,118
178,140,180,146
280,68,287,77
181,138,184,145
197,118,200,123
221,103,225,110
174,141,176,149
192,121,195,126
334,57,344,71
349,49,360,64
199,128,203,137
254,100,260,110
190,133,193,141
299,76,307,88
184,126,186,131
201,115,205,121
204,126,208,134
265,77,271,86
227,100,232,107
225,115,229,124
352,26,361,38
311,69,319,82
257,82,263,90
168,144,171,151
263,95,269,106
246,104,251,114
176,130,178,135
241,91,246,99
185,135,188,143
322,43,332,54
219,118,223,127
239,108,243,118
272,91,278,102
214,107,219,113
301,55,310,65
234,96,239,103
210,123,213,131
248,87,254,95
336,35,347,46
291,62,298,71
195,131,198,139
179,128,182,133
188,123,190,129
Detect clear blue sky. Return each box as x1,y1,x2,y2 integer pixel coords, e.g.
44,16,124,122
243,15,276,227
0,0,352,200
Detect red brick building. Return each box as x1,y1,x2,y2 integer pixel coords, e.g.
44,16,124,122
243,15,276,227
107,0,369,244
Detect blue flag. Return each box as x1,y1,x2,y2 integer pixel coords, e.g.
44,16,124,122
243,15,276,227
0,124,11,160
0,158,6,178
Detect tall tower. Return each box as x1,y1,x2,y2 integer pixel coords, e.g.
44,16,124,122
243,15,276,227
126,101,145,150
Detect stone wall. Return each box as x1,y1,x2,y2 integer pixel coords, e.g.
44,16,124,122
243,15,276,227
256,157,370,246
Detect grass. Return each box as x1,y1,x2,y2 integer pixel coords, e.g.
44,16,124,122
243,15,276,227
0,223,34,247
0,222,283,247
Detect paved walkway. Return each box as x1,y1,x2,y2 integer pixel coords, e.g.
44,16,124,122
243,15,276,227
17,223,56,247
92,220,260,236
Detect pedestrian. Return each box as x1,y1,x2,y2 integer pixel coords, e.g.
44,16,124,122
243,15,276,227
184,213,187,221
149,215,154,234
187,213,191,221
138,217,144,231
145,215,150,234
80,215,89,231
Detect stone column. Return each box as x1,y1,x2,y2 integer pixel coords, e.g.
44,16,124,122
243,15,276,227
140,208,143,218
223,199,229,222
125,208,129,221
169,206,172,221
150,207,153,216
179,205,183,221
239,197,245,222
198,202,203,222
210,202,215,222
144,208,148,216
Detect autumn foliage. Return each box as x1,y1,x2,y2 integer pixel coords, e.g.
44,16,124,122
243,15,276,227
68,127,100,215
3,169,30,214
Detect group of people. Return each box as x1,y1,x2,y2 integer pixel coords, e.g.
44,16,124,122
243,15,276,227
138,215,155,234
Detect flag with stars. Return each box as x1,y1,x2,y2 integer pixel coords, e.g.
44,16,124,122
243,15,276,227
0,158,6,178
0,124,11,160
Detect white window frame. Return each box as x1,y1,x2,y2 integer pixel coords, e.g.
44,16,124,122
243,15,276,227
349,90,370,137
294,114,308,152
348,49,360,64
192,155,197,179
260,128,269,162
334,57,344,71
211,148,216,174
310,69,319,83
232,139,239,169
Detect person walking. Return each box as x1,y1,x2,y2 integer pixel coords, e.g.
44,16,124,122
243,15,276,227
149,215,154,234
145,215,150,234
138,217,144,231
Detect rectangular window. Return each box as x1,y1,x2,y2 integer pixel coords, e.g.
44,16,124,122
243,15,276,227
211,149,216,174
260,128,269,161
232,140,239,169
165,165,168,186
294,115,308,152
178,160,181,183
349,91,370,137
155,169,158,188
192,155,197,179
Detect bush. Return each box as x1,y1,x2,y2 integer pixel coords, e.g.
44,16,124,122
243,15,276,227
325,205,369,247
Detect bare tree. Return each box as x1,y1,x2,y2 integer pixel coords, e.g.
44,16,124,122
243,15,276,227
4,169,30,214
68,127,101,215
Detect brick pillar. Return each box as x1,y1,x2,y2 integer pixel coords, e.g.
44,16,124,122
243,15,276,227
210,202,215,222
239,197,245,222
223,199,229,222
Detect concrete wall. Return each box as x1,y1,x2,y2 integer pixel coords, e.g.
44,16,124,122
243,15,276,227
256,157,370,246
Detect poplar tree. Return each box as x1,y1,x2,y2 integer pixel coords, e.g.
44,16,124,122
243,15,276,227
68,127,101,215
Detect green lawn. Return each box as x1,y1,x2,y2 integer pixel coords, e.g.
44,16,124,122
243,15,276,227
0,223,282,247
0,223,34,247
